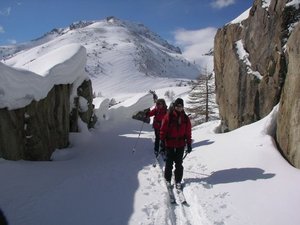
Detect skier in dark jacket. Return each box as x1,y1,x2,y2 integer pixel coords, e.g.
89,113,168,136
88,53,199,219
160,98,192,189
146,98,168,156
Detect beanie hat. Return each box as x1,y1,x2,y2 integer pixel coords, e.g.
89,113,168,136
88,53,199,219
174,98,184,107
156,98,166,105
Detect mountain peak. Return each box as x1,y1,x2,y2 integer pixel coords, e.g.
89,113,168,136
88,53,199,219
2,17,199,96
105,16,119,23
69,20,95,30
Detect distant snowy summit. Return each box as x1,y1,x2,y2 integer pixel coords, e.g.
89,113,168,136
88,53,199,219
103,16,182,53
30,16,182,55
1,17,199,96
1,17,199,84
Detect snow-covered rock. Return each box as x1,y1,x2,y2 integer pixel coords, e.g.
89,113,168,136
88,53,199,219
0,44,96,160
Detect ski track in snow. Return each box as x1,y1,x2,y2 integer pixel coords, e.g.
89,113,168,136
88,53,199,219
117,125,208,225
0,117,230,225
154,154,205,225
2,90,300,225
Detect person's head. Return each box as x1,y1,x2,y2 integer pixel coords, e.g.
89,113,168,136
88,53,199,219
156,98,166,108
174,98,184,112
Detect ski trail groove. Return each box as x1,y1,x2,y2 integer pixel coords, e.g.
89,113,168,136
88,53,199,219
155,155,203,225
154,156,177,225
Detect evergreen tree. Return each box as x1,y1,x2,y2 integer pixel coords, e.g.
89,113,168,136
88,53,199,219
186,69,219,125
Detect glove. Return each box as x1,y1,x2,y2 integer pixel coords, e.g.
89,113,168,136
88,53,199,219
186,143,192,153
143,109,150,122
144,108,150,116
143,115,149,122
160,140,165,152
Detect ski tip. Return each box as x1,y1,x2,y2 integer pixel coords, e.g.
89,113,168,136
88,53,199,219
182,201,189,206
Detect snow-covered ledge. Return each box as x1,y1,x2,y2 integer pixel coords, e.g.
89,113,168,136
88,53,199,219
0,44,89,110
0,44,96,161
235,40,263,80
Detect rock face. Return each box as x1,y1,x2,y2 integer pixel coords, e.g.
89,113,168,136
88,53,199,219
70,79,97,132
277,23,300,168
214,0,300,168
214,0,290,131
0,80,96,160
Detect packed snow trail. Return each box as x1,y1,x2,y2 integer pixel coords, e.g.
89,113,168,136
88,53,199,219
0,92,203,225
154,153,204,225
0,119,156,225
0,117,178,225
2,94,300,225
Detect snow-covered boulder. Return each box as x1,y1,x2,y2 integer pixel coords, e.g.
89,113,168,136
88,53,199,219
0,44,97,160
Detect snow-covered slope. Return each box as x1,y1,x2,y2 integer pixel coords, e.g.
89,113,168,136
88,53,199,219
1,90,300,225
1,17,199,99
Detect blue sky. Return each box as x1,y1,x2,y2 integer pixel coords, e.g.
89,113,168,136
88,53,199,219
0,0,253,66
0,0,253,45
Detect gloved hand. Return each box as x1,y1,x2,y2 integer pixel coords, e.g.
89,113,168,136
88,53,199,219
160,140,165,151
143,109,150,122
144,108,150,116
186,143,192,153
143,115,149,122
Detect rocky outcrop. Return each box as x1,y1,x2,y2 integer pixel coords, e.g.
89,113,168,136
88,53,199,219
277,23,300,168
214,23,246,131
0,84,70,160
214,0,292,132
214,0,300,168
0,44,97,161
0,80,96,161
70,79,97,132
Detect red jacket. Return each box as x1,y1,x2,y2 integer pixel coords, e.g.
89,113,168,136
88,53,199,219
148,106,167,130
160,110,192,148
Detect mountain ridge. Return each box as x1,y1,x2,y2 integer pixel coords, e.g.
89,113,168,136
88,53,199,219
1,16,199,97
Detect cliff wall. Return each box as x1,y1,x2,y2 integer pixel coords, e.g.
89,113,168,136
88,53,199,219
214,0,300,167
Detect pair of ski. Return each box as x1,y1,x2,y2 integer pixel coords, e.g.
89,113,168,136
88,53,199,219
165,181,188,205
153,151,188,205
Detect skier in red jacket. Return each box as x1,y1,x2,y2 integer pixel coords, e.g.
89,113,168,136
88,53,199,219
160,98,192,189
146,98,168,156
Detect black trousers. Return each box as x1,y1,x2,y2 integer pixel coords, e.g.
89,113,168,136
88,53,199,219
164,147,184,183
154,129,160,152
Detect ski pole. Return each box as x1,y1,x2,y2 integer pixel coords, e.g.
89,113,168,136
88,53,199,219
182,152,188,160
132,121,145,154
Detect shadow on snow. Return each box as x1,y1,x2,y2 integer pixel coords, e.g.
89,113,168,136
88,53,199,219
185,167,275,188
192,139,215,148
